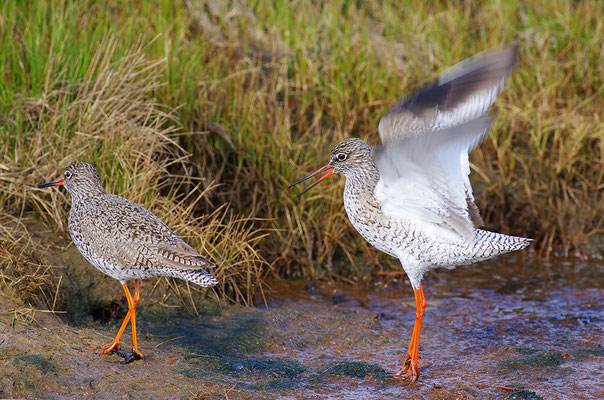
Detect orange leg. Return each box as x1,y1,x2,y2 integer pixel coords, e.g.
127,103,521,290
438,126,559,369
129,279,143,359
392,284,426,383
92,280,144,362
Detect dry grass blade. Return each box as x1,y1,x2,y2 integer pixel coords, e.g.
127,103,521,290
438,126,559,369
0,213,61,311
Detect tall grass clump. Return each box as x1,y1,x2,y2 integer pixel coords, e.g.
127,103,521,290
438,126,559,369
0,213,61,311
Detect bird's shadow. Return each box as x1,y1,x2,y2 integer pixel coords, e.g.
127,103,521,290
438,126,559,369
138,307,397,392
141,309,308,390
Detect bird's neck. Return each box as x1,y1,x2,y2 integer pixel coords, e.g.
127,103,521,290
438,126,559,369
69,185,107,203
342,162,381,211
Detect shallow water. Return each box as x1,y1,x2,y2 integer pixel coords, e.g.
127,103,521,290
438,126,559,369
238,255,603,399
1,253,602,399
142,254,602,399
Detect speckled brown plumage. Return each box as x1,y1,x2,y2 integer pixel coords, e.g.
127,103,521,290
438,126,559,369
60,162,218,287
39,161,217,362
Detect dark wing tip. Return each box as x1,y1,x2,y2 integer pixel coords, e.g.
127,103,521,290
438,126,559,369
389,45,519,119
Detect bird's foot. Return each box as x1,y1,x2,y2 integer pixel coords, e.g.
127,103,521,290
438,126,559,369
91,339,121,355
116,348,144,364
391,354,423,383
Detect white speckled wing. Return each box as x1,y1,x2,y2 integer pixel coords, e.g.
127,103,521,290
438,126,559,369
377,46,517,143
376,47,516,229
373,117,493,241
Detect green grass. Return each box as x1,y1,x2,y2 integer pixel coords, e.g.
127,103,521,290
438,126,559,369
0,1,602,306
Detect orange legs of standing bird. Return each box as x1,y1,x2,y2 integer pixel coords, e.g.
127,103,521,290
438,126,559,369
92,279,144,363
392,283,426,383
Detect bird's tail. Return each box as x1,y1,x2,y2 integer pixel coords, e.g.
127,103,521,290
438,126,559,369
163,267,219,287
470,229,532,260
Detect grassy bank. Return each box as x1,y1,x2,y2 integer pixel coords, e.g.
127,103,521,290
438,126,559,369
1,1,602,307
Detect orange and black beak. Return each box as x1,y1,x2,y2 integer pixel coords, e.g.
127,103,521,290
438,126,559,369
289,164,334,197
38,178,65,188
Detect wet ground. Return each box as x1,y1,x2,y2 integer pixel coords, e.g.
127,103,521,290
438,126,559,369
1,247,602,399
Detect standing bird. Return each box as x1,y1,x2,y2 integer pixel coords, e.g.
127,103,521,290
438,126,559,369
39,162,218,363
290,46,531,382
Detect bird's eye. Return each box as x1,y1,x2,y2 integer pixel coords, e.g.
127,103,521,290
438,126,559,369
65,171,72,179
336,153,347,161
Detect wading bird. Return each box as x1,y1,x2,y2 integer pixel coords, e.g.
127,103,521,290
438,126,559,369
39,162,218,363
290,46,531,382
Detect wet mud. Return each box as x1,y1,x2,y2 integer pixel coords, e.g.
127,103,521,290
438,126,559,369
1,242,602,399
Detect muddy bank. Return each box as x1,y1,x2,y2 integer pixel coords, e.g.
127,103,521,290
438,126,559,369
1,244,602,399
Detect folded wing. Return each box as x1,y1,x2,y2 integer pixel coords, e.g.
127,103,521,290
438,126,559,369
145,242,216,270
84,196,216,272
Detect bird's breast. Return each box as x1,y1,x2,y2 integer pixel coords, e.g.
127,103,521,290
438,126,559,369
343,191,402,258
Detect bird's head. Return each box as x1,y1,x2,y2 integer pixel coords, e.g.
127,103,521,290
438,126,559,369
39,162,105,200
289,138,372,196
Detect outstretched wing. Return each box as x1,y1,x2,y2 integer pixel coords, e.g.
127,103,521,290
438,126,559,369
373,117,493,241
377,46,517,227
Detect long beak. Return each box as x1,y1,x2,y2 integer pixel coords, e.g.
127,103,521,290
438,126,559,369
289,164,334,197
38,178,65,188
